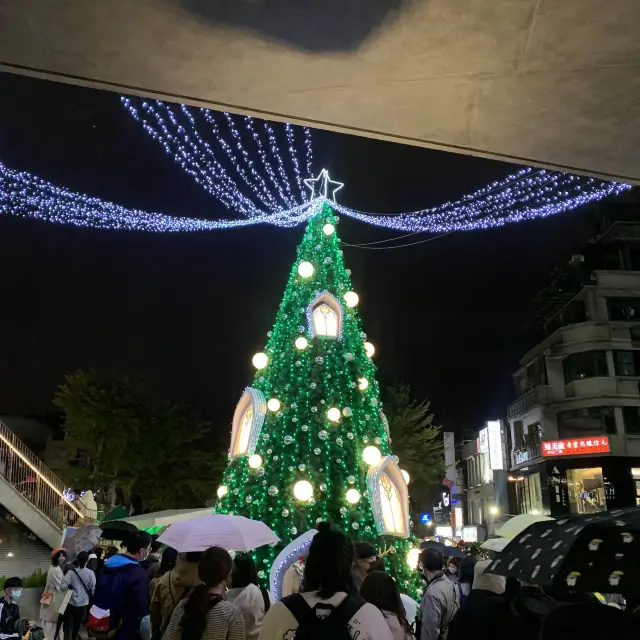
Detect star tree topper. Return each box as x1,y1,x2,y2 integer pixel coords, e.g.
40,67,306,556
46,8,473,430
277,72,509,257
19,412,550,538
304,169,344,202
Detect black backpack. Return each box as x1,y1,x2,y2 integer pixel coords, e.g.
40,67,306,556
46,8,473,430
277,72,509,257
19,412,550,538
282,594,366,640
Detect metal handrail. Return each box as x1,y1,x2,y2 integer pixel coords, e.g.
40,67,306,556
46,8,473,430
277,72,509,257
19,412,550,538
0,419,85,531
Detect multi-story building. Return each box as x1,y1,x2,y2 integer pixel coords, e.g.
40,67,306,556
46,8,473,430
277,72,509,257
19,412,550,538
460,420,509,540
507,215,640,518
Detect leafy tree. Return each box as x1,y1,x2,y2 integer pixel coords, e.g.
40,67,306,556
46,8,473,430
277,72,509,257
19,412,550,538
383,383,445,501
54,369,223,510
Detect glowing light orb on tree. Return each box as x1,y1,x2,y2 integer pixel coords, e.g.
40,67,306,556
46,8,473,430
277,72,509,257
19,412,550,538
346,489,361,504
298,261,314,278
323,223,335,236
248,454,263,469
364,342,375,358
252,352,268,369
295,337,308,350
327,407,341,422
293,480,314,502
362,445,382,466
343,291,359,308
267,398,281,412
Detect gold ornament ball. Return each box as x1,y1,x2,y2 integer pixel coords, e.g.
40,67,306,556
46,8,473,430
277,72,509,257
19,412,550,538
346,488,361,504
298,261,314,278
362,445,382,466
293,480,314,502
252,352,268,369
343,291,359,308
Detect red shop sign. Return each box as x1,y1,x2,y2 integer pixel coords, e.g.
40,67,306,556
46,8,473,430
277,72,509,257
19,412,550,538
542,436,610,457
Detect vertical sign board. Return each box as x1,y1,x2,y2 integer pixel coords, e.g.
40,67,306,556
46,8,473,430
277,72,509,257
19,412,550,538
487,420,504,470
478,428,489,454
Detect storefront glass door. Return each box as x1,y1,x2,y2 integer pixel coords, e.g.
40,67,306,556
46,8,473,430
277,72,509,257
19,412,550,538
567,467,606,514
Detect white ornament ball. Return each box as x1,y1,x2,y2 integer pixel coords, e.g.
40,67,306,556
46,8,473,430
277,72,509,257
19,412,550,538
293,480,313,502
342,407,352,417
364,342,375,358
320,483,328,492
392,455,400,463
347,432,354,440
291,527,298,535
371,398,379,407
336,438,343,445
245,495,252,503
318,430,328,440
258,570,265,579
298,463,306,472
284,435,293,445
401,469,411,485
363,445,382,466
267,398,281,412
358,378,369,391
301,424,309,432
298,261,314,278
216,485,228,498
346,488,361,504
282,508,289,517
327,407,341,422
345,353,354,361
347,475,356,484
268,486,279,496
343,291,359,308
248,454,262,469
295,337,308,350
314,448,321,455
340,507,348,515
252,352,268,369
351,522,360,530
323,223,335,236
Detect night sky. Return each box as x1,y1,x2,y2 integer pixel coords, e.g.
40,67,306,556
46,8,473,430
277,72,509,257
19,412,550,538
0,71,628,438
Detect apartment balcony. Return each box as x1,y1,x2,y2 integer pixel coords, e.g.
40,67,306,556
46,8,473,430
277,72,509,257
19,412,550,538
511,442,543,469
508,386,553,418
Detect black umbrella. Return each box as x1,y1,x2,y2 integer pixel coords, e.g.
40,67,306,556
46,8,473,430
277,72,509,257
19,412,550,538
99,520,138,541
487,507,640,595
443,546,464,558
420,540,447,552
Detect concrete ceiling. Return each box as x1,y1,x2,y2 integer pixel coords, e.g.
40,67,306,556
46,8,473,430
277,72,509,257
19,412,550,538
1,0,639,182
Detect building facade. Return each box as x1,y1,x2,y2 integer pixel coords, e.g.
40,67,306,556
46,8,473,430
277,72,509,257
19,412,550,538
507,217,640,518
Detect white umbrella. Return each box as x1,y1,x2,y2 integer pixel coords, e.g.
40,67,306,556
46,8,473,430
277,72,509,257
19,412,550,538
495,514,553,540
481,537,510,552
157,514,280,552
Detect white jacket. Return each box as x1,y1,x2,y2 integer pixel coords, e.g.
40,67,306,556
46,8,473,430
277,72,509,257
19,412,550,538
226,584,265,640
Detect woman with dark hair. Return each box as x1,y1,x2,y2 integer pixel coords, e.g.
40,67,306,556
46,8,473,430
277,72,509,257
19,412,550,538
163,546,244,640
259,523,391,640
360,572,413,640
226,554,269,640
40,548,67,640
456,556,475,606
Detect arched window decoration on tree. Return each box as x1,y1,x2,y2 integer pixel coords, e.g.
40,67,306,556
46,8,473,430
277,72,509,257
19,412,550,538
367,456,410,538
307,292,343,339
229,388,266,459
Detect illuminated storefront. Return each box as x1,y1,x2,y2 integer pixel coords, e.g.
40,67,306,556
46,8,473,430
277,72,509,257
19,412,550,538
510,435,640,517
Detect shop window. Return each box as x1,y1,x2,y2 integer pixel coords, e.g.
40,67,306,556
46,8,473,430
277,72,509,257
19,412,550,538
632,468,640,506
563,351,609,383
558,407,616,437
607,297,640,321
516,472,543,515
567,468,606,515
622,407,640,435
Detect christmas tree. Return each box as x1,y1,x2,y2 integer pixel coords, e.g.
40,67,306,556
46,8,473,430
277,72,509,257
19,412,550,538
215,196,422,598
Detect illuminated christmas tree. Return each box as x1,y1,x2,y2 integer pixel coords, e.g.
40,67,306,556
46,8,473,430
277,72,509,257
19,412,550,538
215,175,421,598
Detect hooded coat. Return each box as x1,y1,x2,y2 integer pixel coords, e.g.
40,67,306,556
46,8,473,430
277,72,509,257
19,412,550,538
92,555,149,640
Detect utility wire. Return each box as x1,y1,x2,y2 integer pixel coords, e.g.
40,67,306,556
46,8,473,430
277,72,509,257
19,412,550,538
340,231,452,250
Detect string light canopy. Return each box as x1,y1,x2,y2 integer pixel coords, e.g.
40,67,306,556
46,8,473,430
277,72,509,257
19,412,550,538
0,96,632,235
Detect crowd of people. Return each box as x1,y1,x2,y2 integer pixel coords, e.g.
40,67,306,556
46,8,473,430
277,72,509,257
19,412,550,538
0,524,632,640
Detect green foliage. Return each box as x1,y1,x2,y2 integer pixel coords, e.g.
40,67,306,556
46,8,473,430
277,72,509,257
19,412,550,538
54,370,222,510
0,569,48,588
383,384,445,499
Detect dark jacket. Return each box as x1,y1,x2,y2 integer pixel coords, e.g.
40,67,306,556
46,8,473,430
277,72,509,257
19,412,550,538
93,555,149,640
511,586,560,640
0,597,20,638
448,589,519,640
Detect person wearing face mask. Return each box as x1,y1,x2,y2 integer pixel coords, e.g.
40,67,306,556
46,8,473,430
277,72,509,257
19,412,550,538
352,542,379,593
0,577,34,638
89,530,152,640
444,558,460,584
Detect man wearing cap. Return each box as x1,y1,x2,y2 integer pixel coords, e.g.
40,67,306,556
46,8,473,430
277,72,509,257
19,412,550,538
352,542,378,593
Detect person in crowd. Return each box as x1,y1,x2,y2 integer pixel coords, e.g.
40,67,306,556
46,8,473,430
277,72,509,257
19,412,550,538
418,549,459,640
40,548,67,640
281,558,304,598
540,601,632,640
510,578,559,640
105,546,119,560
260,522,392,640
454,557,475,606
88,547,104,576
61,550,96,640
142,541,163,578
226,553,269,640
162,546,244,640
352,542,378,593
360,572,413,640
444,558,460,584
149,547,179,599
90,530,152,640
150,552,202,639
447,558,516,640
1,577,34,637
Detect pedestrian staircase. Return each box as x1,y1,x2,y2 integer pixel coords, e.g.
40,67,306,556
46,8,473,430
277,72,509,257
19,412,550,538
0,419,88,549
